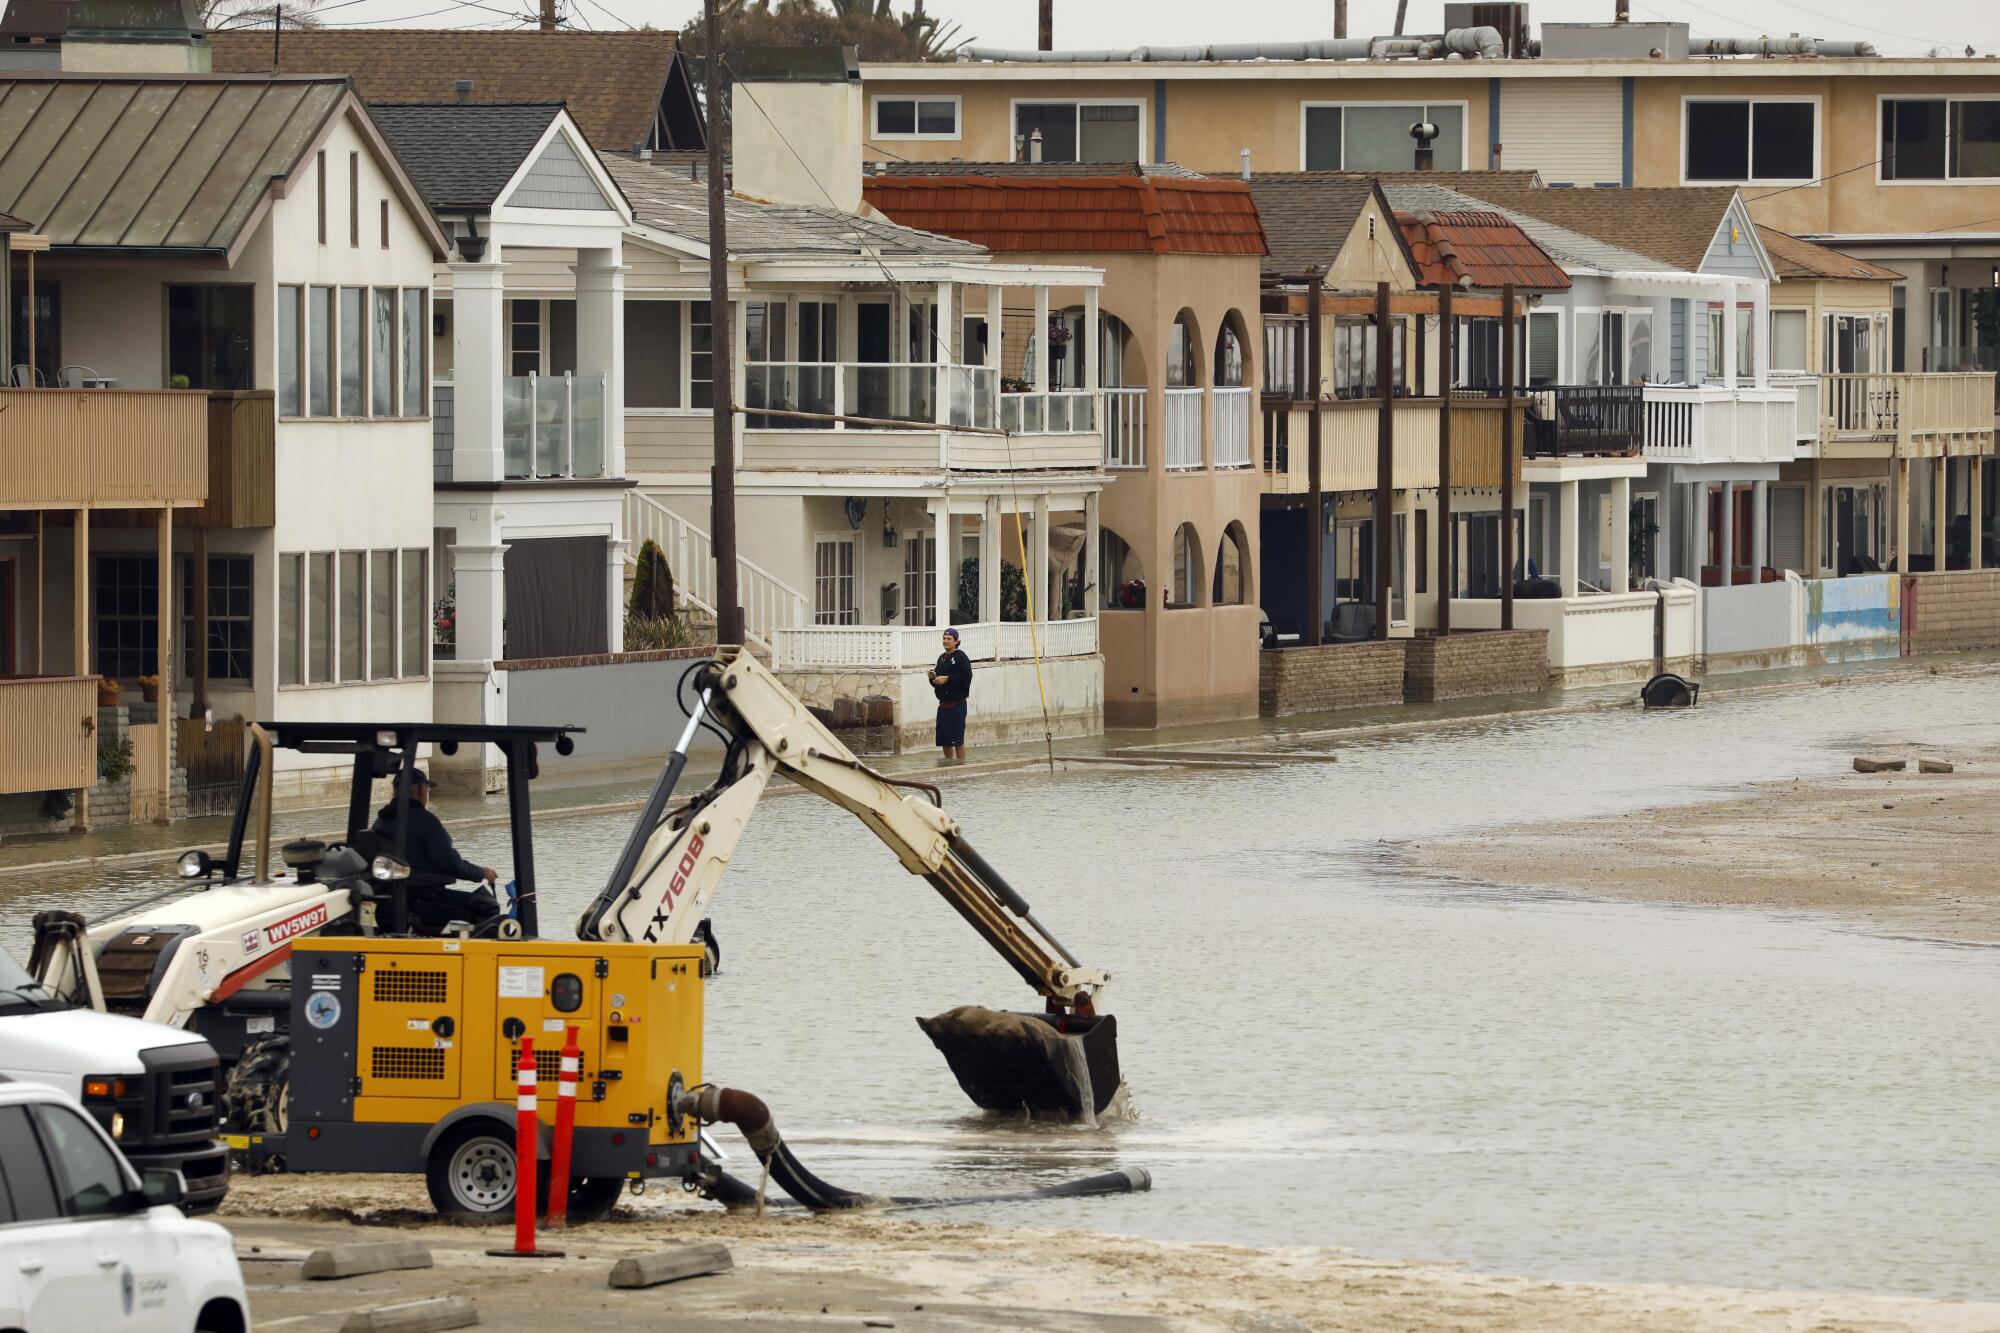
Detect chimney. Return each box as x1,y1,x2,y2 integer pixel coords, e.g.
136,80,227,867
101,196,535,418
454,79,474,102
1240,147,1251,180
1030,129,1044,163
729,46,865,212
1410,119,1439,171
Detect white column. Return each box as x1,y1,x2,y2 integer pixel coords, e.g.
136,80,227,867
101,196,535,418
451,541,510,664
1084,287,1100,393
1935,455,1949,570
1719,282,1738,391
571,249,626,477
988,285,1004,377
1894,458,1909,573
930,498,950,628
1610,475,1631,593
1719,482,1736,585
1031,492,1051,621
932,281,954,427
980,494,1001,625
1558,479,1580,598
1749,282,1769,388
1691,481,1709,583
606,537,628,651
1083,490,1101,614
1751,478,1768,576
1032,284,1050,392
1973,455,1985,571
449,260,508,483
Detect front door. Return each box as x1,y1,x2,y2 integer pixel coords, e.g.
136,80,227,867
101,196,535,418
813,537,858,625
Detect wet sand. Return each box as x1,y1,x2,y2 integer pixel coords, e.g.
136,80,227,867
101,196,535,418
1410,744,2000,944
223,1175,2000,1331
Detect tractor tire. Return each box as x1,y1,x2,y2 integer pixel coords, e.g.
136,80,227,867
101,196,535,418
224,1036,291,1172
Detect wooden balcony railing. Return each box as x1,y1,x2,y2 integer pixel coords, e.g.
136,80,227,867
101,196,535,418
0,389,207,507
195,391,275,528
0,676,97,795
1259,396,1523,493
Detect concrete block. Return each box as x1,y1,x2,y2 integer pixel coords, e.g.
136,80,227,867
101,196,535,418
1919,758,1954,774
339,1296,476,1332
607,1241,733,1289
1853,756,1907,773
302,1241,434,1279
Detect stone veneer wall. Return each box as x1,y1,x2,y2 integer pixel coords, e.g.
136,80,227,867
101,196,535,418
1905,571,2000,654
1404,629,1551,703
1258,641,1408,717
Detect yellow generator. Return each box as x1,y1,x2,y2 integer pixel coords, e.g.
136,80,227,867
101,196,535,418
283,936,705,1218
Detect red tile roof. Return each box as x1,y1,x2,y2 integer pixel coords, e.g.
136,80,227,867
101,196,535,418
1395,209,1571,293
862,176,1267,257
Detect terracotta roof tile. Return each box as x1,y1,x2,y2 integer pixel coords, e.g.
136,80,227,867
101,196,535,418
209,29,692,151
1396,210,1571,292
861,175,1266,257
1756,225,1901,282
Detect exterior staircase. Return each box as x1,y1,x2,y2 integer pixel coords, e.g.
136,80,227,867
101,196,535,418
623,490,807,655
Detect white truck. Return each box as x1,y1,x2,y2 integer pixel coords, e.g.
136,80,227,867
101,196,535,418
0,943,229,1213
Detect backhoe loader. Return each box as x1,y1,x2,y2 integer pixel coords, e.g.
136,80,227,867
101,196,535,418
31,648,1123,1138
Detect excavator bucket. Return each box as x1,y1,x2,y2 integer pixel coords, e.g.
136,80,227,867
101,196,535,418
917,1006,1122,1121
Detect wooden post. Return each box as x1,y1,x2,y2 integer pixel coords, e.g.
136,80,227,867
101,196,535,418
155,507,172,825
1500,283,1517,631
1304,270,1324,646
193,526,210,717
704,0,742,647
72,507,89,833
1373,281,1392,640
33,510,43,672
1437,285,1454,634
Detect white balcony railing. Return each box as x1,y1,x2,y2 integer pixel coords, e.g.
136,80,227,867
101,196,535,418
502,372,606,479
1164,387,1203,469
1104,387,1145,468
744,362,1000,431
1640,382,1803,466
623,490,807,653
1212,386,1252,468
770,617,1098,671
999,389,1097,435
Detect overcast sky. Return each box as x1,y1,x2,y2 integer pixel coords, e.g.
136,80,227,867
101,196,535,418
298,0,1999,61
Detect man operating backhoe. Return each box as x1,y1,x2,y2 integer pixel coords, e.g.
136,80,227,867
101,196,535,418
370,769,501,931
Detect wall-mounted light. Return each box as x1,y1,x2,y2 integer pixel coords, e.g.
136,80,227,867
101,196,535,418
880,582,900,622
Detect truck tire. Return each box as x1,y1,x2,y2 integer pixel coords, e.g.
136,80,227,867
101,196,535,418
424,1122,629,1221
224,1036,290,1172
566,1176,626,1223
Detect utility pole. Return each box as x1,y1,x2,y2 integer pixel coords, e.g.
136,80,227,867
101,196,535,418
272,5,281,66
1374,281,1393,641
1437,282,1453,635
1334,0,1347,39
1393,0,1408,36
1039,0,1052,50
705,0,742,646
1500,283,1517,631
1305,269,1325,646
539,0,557,31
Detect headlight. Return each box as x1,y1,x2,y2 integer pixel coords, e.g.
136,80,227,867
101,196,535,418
371,854,412,881
110,1111,126,1141
178,850,212,879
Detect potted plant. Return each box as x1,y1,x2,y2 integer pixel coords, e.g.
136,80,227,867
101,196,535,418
137,673,160,704
1046,318,1072,363
96,676,121,707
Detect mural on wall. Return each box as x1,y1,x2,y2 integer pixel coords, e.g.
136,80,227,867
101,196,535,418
1804,575,1899,654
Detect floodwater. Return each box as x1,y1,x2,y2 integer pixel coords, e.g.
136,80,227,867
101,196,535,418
8,663,2000,1300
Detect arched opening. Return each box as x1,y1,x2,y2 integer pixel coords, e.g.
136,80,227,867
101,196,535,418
1214,313,1249,388
1213,520,1251,605
1166,309,1203,388
1100,312,1144,388
1100,526,1147,609
1168,522,1205,608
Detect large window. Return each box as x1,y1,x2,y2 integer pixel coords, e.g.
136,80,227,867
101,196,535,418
338,551,365,682
1304,103,1465,171
402,289,427,416
371,289,396,417
1013,101,1141,163
872,95,959,140
1332,317,1405,398
277,548,428,687
1684,98,1816,184
279,285,301,416
1526,309,1561,387
181,555,253,683
1263,317,1302,397
308,286,333,416
282,285,424,418
1882,98,2000,181
1771,309,1810,371
625,301,685,408
166,284,255,390
339,287,365,415
94,555,159,680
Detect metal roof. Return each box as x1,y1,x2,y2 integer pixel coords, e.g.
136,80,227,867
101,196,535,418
0,74,445,258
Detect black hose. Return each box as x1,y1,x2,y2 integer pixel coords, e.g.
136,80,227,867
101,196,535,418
702,1165,1151,1213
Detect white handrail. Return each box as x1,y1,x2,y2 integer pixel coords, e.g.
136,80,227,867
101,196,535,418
1164,387,1203,469
622,490,807,655
1212,386,1252,468
1103,387,1145,467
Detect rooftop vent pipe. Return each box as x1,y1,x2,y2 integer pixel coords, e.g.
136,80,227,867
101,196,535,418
1699,35,1878,56
961,27,1506,62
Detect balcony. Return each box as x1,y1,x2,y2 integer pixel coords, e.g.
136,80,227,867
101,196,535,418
0,676,97,795
1260,397,1524,494
501,372,607,479
1164,387,1202,470
1812,372,1997,458
1523,385,1642,458
770,617,1098,671
1000,388,1095,435
1213,387,1253,469
1104,387,1145,468
1641,383,1806,466
194,391,276,528
0,388,208,507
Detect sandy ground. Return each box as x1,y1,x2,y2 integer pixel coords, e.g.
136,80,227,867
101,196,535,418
221,1174,2000,1332
1408,744,2000,945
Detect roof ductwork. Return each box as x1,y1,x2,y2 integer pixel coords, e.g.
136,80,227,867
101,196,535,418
1698,35,1878,56
961,27,1507,62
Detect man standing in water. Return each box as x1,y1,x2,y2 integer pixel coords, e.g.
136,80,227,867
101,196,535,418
931,627,973,762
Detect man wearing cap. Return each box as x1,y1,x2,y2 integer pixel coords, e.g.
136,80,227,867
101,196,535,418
930,627,973,762
371,769,500,928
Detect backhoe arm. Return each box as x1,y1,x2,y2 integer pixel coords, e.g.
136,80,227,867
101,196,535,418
576,649,1109,1008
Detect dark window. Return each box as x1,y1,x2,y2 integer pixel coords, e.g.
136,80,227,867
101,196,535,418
1955,100,2000,178
875,99,916,135
33,1105,131,1218
349,151,360,247
624,301,683,408
509,298,541,377
1015,103,1078,162
316,149,326,243
1685,101,1751,181
1883,99,1947,180
95,554,159,680
0,1105,61,1223
1304,106,1342,170
7,279,60,387
917,100,956,135
181,555,253,682
1752,102,1815,181
167,285,255,391
689,300,714,410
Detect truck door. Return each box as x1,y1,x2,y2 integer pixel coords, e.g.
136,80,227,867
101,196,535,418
492,957,602,1105
359,957,464,1100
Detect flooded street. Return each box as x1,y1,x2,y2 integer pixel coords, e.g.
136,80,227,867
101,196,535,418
8,662,2000,1303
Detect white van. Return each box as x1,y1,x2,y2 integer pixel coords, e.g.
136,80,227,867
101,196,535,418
0,1077,247,1332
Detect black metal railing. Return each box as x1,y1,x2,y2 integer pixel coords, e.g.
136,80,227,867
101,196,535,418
1524,384,1644,457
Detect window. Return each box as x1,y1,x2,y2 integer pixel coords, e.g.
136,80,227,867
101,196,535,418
8,277,59,386
744,300,787,362
33,1104,131,1218
1166,315,1195,388
1012,101,1141,163
94,555,158,680
337,551,364,681
401,549,428,677
813,536,857,624
1526,309,1561,387
509,298,542,377
402,288,427,416
625,301,684,408
1215,321,1246,387
1684,98,1816,183
181,555,253,682
369,551,395,679
1415,508,1428,595
689,301,714,409
1882,98,2000,181
307,552,333,684
370,289,396,417
316,149,326,243
798,301,838,361
1771,309,1810,370
380,198,390,249
308,286,333,416
279,553,301,686
1213,521,1249,605
873,95,959,140
279,285,302,416
1168,523,1203,608
0,1105,61,1223
1303,103,1466,171
339,288,366,414
902,530,937,626
167,285,255,390
1332,317,1404,398
349,151,360,247
1263,317,1302,397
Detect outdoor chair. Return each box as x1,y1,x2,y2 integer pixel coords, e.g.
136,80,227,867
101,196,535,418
57,365,99,388
8,364,45,387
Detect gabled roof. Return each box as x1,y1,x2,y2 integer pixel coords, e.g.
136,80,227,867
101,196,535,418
1443,181,1742,273
1384,182,1675,275
872,160,1208,180
608,154,982,260
0,74,447,260
863,175,1267,257
370,102,563,212
1757,225,1901,282
0,211,26,233
1396,209,1571,292
208,29,703,153
1244,175,1381,278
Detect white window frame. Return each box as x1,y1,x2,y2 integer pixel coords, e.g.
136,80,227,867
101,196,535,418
811,532,860,626
1680,95,1821,188
1876,94,2000,185
1298,100,1472,172
870,94,962,142
1007,98,1149,164
622,298,712,418
1525,306,1565,387
1769,305,1813,372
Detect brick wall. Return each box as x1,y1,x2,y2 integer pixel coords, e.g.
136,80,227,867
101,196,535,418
1405,629,1551,703
1258,641,1408,717
1906,571,2000,655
